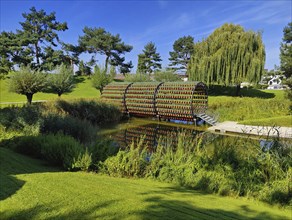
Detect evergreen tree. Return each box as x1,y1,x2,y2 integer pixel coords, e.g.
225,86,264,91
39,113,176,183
78,60,91,76
9,66,47,104
280,22,292,78
169,36,194,73
18,7,68,69
137,42,162,75
189,23,265,96
49,64,75,97
78,27,133,72
0,31,32,77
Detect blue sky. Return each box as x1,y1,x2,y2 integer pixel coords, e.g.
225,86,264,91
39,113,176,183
0,0,291,72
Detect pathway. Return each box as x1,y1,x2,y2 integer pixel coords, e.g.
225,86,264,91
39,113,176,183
208,121,292,139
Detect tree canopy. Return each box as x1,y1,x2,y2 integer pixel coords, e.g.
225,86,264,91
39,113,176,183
48,64,75,97
91,65,112,94
168,36,194,73
280,22,292,78
78,27,133,73
189,23,265,93
18,7,68,69
9,66,47,104
137,42,162,75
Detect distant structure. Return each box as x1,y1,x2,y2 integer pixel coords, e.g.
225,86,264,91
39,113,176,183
267,75,285,90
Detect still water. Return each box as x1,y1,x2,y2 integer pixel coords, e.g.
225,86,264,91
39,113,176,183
98,118,290,151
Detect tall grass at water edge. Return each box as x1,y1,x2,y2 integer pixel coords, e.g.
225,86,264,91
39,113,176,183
101,132,292,206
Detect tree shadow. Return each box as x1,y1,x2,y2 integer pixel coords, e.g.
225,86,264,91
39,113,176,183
208,85,275,98
134,187,290,220
0,147,60,201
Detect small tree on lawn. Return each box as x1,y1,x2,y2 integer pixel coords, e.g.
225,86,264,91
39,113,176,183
49,64,75,97
9,66,47,104
154,71,180,82
91,65,112,94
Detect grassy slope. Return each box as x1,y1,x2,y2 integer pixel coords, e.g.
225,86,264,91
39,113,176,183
208,89,291,127
0,147,290,220
0,76,99,103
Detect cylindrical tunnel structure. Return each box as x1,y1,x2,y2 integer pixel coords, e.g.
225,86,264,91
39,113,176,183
102,81,208,121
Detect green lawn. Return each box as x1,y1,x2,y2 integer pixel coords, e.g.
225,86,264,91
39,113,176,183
0,76,99,104
0,147,290,220
208,88,291,127
1,77,290,127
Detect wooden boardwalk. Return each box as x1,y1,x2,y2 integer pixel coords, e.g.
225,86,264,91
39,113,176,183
208,121,292,139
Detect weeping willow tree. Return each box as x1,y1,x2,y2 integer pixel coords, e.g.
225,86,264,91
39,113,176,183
189,23,265,95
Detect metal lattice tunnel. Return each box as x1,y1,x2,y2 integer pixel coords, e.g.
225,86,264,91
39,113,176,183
102,82,208,121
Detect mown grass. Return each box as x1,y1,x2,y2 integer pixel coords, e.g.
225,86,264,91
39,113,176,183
240,116,292,127
208,87,291,127
0,147,290,220
1,76,290,127
0,76,99,104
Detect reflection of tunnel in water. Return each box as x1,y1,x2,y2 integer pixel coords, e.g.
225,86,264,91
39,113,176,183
112,123,216,151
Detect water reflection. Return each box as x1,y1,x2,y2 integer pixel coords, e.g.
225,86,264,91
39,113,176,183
102,119,291,152
110,122,217,151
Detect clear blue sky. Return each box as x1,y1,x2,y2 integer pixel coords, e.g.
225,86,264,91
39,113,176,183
0,0,291,72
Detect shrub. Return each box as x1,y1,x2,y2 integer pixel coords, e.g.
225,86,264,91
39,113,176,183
41,114,98,144
2,133,92,171
55,99,122,125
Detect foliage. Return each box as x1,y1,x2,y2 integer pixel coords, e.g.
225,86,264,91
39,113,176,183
78,27,133,72
77,60,92,76
153,71,181,82
101,132,292,206
41,114,98,144
168,35,194,73
1,147,289,220
189,23,265,95
9,66,48,104
0,32,18,77
55,99,122,125
124,73,151,82
91,65,112,94
280,22,292,78
137,42,162,75
17,7,68,69
48,64,75,97
3,134,90,170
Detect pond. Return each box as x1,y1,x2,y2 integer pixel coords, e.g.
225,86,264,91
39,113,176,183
98,118,291,151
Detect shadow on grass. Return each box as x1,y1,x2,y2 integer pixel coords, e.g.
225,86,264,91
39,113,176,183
134,187,289,220
208,85,275,98
0,147,60,201
1,187,288,220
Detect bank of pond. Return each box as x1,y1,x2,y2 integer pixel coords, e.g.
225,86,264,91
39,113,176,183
0,100,291,207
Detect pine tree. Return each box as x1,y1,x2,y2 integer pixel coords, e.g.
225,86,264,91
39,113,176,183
169,36,194,73
78,27,133,73
137,42,162,75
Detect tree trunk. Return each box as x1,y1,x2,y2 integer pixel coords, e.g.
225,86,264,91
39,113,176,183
58,92,62,97
236,84,241,96
35,42,40,65
105,56,109,73
26,93,33,104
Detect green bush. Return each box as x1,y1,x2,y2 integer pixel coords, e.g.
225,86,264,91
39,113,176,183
2,133,93,171
41,114,98,144
55,99,122,125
